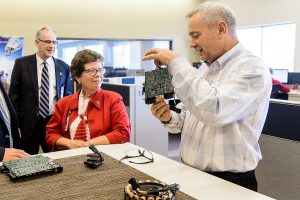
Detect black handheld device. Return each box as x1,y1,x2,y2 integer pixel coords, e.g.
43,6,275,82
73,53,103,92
84,144,104,168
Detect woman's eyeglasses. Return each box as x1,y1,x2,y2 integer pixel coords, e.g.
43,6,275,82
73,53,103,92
83,67,106,76
119,149,154,164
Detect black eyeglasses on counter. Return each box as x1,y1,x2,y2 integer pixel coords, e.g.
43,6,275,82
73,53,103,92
119,149,154,164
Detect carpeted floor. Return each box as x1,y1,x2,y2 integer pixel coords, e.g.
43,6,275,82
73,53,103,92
256,134,300,200
168,134,300,200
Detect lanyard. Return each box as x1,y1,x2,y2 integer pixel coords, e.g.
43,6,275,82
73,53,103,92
65,110,91,143
79,113,91,143
64,110,71,132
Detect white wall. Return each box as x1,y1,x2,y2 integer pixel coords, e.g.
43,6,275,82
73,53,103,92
0,0,200,61
211,0,300,71
2,0,299,70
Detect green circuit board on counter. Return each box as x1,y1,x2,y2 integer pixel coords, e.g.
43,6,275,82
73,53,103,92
1,155,63,180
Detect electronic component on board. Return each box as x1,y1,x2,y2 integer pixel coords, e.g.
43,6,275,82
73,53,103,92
144,68,174,104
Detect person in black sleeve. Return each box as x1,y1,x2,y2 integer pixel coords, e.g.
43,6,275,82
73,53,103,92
0,81,28,161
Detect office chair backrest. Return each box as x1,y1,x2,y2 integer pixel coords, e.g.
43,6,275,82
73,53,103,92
271,84,282,98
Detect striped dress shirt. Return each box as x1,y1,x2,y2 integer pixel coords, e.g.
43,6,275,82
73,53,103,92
166,43,272,172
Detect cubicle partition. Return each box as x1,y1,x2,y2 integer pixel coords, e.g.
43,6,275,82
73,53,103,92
262,99,300,141
288,72,300,84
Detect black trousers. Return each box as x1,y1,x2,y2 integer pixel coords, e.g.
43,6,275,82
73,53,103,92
22,115,51,155
206,170,258,192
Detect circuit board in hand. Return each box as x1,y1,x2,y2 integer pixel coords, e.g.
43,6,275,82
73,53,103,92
1,155,63,180
144,68,174,104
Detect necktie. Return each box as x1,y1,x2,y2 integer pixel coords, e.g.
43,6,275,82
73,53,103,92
39,62,49,118
0,96,13,147
74,114,88,141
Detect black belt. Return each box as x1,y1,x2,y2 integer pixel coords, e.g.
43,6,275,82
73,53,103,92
206,170,255,180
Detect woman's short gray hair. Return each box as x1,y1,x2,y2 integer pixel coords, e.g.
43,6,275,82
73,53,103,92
186,2,237,35
70,49,104,82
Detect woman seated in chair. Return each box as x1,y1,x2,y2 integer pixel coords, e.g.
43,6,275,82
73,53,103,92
46,49,131,151
270,68,290,94
272,78,290,94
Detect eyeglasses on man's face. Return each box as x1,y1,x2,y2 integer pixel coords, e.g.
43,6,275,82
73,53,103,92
119,149,154,164
83,67,106,76
37,39,58,45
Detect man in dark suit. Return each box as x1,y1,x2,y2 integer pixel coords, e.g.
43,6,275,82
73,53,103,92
9,27,72,155
1,81,29,161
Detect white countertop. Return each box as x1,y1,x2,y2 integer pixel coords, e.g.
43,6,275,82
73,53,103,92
41,143,274,200
271,98,300,105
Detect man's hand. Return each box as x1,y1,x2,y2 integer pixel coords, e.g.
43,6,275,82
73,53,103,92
3,148,29,162
142,48,180,67
151,97,172,122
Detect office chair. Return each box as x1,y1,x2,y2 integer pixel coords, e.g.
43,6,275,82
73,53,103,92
271,84,282,98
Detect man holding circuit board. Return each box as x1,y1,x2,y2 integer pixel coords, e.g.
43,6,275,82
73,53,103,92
142,2,271,192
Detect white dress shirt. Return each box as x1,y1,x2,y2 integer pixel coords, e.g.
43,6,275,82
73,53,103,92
166,43,272,172
36,54,57,115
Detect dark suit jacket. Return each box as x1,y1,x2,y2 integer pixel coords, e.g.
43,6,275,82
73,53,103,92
8,54,72,144
0,81,20,161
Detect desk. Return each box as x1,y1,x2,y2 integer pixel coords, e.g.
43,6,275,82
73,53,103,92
288,89,300,102
23,143,274,200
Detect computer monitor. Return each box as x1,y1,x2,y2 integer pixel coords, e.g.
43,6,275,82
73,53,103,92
272,69,288,83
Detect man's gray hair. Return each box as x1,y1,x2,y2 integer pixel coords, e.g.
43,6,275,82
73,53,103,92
186,2,237,35
35,27,56,39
